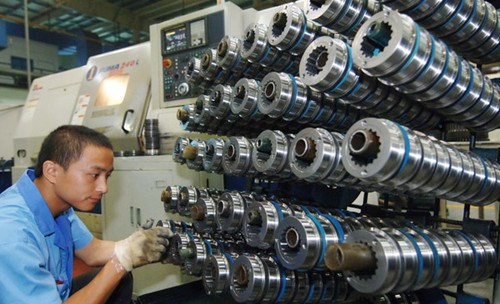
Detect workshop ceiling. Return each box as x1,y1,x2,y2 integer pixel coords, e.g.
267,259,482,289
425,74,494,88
0,0,497,48
0,0,292,47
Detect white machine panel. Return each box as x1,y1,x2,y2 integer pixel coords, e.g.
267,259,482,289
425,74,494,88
77,42,151,153
102,155,223,296
12,67,86,181
150,2,251,109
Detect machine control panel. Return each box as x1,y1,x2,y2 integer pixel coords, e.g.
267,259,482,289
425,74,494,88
160,12,225,103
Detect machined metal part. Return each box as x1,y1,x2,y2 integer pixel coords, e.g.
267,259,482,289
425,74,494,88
345,228,406,295
243,200,291,249
177,104,197,132
431,228,466,287
222,136,257,176
172,137,191,164
305,0,381,37
216,36,248,77
161,185,180,213
299,36,441,130
209,84,236,120
382,0,500,64
306,272,325,303
288,271,309,303
156,219,182,234
270,51,299,75
203,138,225,174
231,78,265,120
185,57,206,87
319,271,338,303
168,232,193,266
468,232,498,282
352,10,500,131
448,229,477,285
258,72,307,121
325,242,378,274
193,95,215,127
299,36,360,95
274,213,339,271
184,237,212,276
289,127,341,183
260,256,282,303
203,253,233,296
230,254,267,303
217,191,254,234
289,127,361,188
241,23,281,68
200,48,222,81
342,227,497,294
177,185,200,216
192,195,219,234
252,130,294,178
268,4,337,56
184,140,206,171
258,71,350,128
241,62,264,80
403,227,438,290
447,229,497,284
178,107,194,130
342,118,500,205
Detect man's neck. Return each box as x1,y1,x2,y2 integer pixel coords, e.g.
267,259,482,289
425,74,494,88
33,177,68,217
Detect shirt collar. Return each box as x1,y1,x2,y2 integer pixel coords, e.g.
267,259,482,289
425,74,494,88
17,169,56,236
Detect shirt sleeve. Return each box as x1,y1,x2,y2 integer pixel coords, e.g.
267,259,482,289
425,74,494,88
0,241,62,304
66,208,93,250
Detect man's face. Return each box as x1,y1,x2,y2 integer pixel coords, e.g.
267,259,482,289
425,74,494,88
54,145,114,212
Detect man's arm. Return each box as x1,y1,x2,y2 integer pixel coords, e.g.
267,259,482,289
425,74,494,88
75,238,115,267
65,256,127,304
67,227,173,303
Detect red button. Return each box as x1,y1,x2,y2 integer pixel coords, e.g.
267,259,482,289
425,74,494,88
163,58,172,68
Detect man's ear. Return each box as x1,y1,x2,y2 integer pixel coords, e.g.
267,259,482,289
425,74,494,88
42,161,58,184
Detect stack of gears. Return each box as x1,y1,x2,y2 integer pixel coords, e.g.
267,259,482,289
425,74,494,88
165,0,500,303
159,186,498,303
173,121,500,205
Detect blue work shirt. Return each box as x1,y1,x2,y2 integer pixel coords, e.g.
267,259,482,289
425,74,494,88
0,169,93,303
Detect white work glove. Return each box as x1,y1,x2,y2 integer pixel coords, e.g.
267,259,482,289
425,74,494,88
114,220,174,271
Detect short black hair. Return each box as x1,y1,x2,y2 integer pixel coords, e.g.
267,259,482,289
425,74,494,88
34,125,113,178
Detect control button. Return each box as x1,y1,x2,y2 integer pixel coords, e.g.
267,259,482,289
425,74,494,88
178,82,189,95
163,58,173,68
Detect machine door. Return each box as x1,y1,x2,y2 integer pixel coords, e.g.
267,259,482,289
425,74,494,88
74,42,152,153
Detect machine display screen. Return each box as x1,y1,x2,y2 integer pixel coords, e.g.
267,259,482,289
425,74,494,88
164,25,188,53
190,19,206,47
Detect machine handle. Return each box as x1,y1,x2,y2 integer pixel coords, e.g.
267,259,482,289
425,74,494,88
136,207,142,227
121,109,135,134
130,206,134,226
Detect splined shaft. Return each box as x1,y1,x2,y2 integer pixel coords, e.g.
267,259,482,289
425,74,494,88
300,36,442,131
241,23,297,75
382,0,500,64
268,4,338,58
199,48,232,85
252,130,295,179
342,118,500,205
340,227,497,294
304,0,382,37
259,72,363,131
352,10,500,132
274,210,389,271
230,254,356,303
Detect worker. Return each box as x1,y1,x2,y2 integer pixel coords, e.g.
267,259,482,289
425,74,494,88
0,125,173,303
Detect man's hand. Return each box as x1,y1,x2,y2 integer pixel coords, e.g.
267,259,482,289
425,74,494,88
114,225,174,271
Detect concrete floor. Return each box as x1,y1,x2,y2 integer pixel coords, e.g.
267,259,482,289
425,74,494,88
443,279,496,303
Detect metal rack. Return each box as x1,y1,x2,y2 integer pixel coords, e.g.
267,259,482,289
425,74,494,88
162,1,500,303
